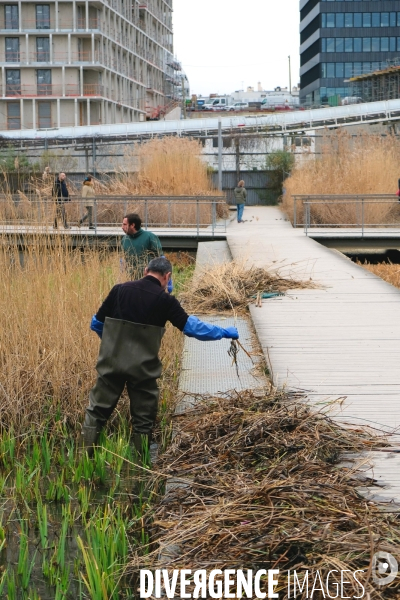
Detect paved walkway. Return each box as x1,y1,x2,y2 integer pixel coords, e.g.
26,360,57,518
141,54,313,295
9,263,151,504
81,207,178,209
227,206,400,504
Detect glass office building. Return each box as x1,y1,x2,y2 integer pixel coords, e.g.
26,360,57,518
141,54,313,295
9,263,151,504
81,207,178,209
300,0,400,105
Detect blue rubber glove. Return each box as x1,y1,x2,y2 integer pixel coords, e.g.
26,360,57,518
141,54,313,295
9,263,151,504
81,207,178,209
90,315,104,339
183,315,239,341
223,326,239,340
167,278,173,293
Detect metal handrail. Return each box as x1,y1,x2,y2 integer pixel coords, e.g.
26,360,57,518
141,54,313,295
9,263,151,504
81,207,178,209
295,195,400,237
0,195,227,235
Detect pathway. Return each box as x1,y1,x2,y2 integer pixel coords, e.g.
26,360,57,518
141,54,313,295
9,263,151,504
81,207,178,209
227,207,400,504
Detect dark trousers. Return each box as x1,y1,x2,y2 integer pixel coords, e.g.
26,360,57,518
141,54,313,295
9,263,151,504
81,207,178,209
80,206,93,226
54,202,68,228
83,318,164,436
84,372,159,435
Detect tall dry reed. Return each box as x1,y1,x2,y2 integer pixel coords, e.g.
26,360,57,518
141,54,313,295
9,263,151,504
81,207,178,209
358,261,400,288
0,239,184,435
99,137,221,197
283,131,400,226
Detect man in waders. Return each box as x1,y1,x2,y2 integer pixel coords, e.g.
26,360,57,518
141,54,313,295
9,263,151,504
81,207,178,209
81,256,239,458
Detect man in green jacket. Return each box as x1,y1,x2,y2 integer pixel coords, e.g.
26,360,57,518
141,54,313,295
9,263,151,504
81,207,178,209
121,213,163,278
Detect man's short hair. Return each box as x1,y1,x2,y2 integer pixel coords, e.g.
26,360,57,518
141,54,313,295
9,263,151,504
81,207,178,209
125,213,142,230
147,257,172,276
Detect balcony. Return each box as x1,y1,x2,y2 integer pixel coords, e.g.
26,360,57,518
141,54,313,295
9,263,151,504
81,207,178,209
0,84,144,109
1,83,105,98
138,1,172,30
0,17,100,31
0,51,102,65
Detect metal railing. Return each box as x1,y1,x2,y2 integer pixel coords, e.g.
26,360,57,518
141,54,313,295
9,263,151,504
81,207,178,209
293,194,400,237
0,195,227,236
1,83,105,98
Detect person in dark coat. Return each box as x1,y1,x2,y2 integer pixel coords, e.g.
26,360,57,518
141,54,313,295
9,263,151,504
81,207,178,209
53,172,70,229
81,256,239,458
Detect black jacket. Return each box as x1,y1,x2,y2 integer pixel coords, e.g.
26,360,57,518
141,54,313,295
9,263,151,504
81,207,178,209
53,178,69,201
96,276,189,331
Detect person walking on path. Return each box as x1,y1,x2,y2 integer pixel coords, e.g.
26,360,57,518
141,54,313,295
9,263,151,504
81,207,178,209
79,175,95,229
121,213,163,277
53,172,70,229
233,180,247,223
81,256,239,458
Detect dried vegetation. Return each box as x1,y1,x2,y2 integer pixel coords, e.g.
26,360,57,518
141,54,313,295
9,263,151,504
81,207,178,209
142,390,400,599
1,137,228,226
283,132,400,226
0,240,186,435
180,259,318,313
359,261,400,290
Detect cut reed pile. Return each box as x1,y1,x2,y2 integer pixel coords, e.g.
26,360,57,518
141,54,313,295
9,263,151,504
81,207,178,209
0,240,185,435
359,261,400,289
140,390,399,598
180,259,317,313
283,131,400,226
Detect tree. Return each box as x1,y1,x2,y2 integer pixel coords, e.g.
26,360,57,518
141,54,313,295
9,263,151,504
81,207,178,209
266,150,295,198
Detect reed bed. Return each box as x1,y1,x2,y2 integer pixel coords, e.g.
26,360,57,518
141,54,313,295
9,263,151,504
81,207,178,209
142,389,399,599
0,137,228,227
283,132,400,226
0,239,187,435
180,259,317,313
358,260,400,289
103,137,219,197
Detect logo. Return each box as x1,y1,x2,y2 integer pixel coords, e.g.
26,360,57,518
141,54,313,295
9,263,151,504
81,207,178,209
372,552,398,586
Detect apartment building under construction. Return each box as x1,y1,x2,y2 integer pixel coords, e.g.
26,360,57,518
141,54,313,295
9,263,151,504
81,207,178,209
0,0,183,129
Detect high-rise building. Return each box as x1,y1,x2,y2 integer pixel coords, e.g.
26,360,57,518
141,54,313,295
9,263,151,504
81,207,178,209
300,0,400,105
0,0,183,129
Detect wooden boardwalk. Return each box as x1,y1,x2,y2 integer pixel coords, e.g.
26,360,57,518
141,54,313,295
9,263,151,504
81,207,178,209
227,207,400,504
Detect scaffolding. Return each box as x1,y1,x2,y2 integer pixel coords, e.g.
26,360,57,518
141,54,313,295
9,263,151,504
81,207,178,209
349,58,400,103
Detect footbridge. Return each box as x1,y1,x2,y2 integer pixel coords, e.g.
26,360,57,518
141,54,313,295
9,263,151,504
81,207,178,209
2,99,400,148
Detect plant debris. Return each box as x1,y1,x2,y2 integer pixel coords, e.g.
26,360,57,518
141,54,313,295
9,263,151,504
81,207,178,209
180,260,317,313
138,390,400,599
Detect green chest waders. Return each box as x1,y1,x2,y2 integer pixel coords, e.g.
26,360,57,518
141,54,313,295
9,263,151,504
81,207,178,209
82,318,165,454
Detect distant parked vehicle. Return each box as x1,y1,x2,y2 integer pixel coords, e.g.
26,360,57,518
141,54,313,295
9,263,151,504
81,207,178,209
341,96,363,105
226,102,249,111
202,97,229,110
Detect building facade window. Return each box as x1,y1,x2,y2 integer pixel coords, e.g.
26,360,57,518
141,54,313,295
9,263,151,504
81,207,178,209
36,5,50,30
36,37,49,61
38,101,51,128
37,69,51,95
5,5,18,30
7,101,20,128
321,11,400,28
5,69,20,95
5,37,19,62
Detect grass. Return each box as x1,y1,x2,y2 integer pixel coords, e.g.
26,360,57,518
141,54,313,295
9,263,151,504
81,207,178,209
0,238,194,598
283,131,400,226
0,239,190,436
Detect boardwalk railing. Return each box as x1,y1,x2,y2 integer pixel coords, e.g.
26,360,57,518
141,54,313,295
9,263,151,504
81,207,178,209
293,194,400,236
0,195,227,236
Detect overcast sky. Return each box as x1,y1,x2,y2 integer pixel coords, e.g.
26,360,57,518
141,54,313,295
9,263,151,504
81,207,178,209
173,0,301,97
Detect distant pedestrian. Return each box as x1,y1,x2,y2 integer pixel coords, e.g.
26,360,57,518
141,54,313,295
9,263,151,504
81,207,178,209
121,213,163,277
42,166,51,183
52,172,70,229
233,180,247,223
79,175,95,229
